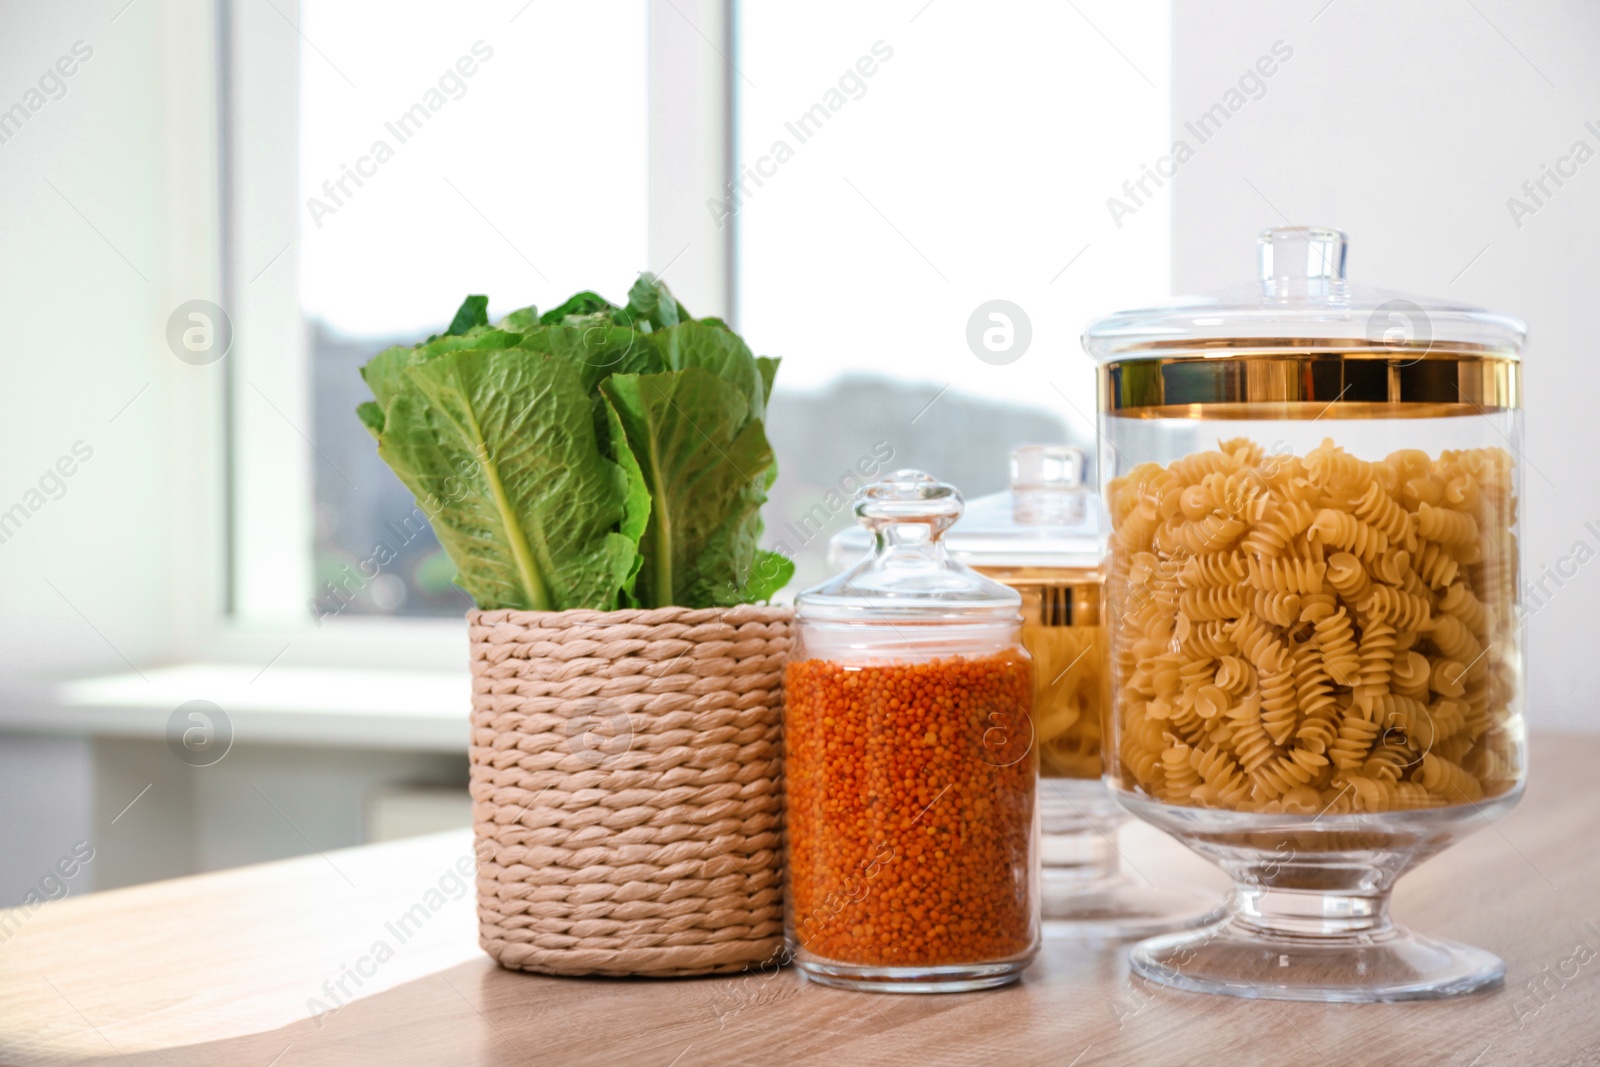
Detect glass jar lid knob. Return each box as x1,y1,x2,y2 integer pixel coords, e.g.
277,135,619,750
1009,444,1086,491
1007,444,1090,528
855,469,964,543
1258,225,1347,299
798,469,1018,620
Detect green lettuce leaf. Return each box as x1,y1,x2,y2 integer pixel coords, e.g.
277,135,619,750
625,273,687,331
359,345,420,417
603,396,651,606
755,356,779,405
601,367,778,608
496,305,539,332
539,291,616,325
646,321,771,422
739,549,796,604
383,348,636,611
515,324,660,396
445,294,489,336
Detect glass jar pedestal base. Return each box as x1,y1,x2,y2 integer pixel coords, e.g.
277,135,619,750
1119,791,1521,1002
793,952,1033,994
1044,879,1223,940
1130,889,1504,1002
1041,781,1222,939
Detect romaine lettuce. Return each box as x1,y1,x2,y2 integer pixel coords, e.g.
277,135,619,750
357,274,792,611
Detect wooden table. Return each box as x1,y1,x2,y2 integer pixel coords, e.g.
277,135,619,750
3,734,1597,1067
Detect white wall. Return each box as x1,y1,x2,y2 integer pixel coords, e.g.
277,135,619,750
87,738,464,891
0,0,212,898
0,2,187,676
1170,0,1600,732
0,738,94,901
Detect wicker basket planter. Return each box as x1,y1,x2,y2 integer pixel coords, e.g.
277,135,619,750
467,604,791,977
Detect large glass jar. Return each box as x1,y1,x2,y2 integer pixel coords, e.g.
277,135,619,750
830,445,1216,936
786,470,1039,992
1083,226,1526,1001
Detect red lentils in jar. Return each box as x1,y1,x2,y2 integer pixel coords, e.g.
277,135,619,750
784,471,1040,991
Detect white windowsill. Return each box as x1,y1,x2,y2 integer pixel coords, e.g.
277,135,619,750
0,664,470,753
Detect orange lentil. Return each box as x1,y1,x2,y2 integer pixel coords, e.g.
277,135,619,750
784,651,1036,967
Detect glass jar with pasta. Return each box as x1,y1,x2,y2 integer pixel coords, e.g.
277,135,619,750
1083,226,1527,1002
830,445,1217,935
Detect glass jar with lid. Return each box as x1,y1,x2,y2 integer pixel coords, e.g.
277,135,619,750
830,445,1217,936
786,469,1039,991
1083,225,1526,1001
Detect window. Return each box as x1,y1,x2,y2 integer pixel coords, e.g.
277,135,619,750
226,0,649,625
222,0,1168,632
737,1,1171,590
299,3,649,621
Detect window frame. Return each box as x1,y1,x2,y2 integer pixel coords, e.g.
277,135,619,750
204,0,736,671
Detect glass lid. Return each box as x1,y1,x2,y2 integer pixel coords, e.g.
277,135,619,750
1082,226,1527,361
828,445,1102,572
798,469,1021,622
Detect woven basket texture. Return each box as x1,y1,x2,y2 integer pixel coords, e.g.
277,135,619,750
467,604,791,976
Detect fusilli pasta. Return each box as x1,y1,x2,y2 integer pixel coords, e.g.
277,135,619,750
1107,437,1521,813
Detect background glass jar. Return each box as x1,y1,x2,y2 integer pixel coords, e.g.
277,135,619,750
788,470,1039,991
1083,226,1527,1001
830,446,1216,936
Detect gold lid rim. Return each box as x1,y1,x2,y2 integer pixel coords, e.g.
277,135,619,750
1100,352,1520,416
